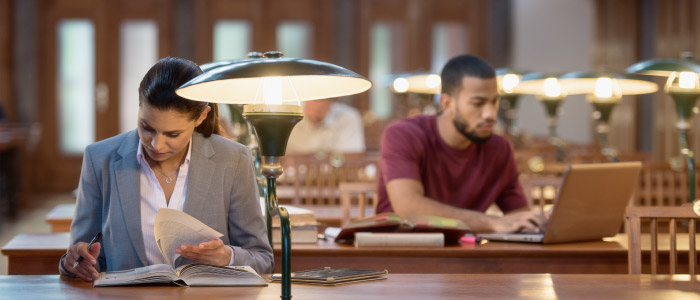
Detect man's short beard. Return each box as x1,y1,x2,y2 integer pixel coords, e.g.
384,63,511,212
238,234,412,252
453,117,492,144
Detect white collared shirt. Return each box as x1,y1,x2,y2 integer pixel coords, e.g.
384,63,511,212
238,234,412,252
137,138,192,265
286,102,365,154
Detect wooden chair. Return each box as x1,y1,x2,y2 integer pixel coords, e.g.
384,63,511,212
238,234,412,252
634,164,700,206
626,205,699,274
519,175,562,212
339,181,377,227
277,153,378,205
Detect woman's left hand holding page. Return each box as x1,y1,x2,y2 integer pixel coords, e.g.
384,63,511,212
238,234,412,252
176,239,233,266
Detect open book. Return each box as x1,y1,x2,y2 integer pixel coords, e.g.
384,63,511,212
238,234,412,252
334,212,471,245
94,264,266,287
94,208,267,287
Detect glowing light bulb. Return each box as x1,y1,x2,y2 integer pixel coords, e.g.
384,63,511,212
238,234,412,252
544,77,562,98
502,73,520,93
262,76,283,104
393,78,409,93
426,74,441,89
594,77,613,98
679,71,699,89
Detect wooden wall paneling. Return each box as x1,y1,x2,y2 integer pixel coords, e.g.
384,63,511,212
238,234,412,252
0,0,13,121
356,0,408,114
652,0,700,164
466,0,489,60
267,0,335,62
36,0,108,190
593,0,640,155
406,0,430,71
102,0,173,140
194,0,264,65
195,0,334,64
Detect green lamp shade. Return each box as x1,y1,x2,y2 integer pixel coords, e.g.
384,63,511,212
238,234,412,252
496,68,528,95
176,57,372,104
558,71,658,96
392,72,441,95
512,72,567,97
626,58,700,77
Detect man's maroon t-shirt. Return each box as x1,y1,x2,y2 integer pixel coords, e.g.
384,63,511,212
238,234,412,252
375,114,527,214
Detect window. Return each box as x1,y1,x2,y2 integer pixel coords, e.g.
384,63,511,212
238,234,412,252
213,20,252,61
119,20,158,133
57,20,95,154
276,21,313,59
369,22,404,119
431,22,468,73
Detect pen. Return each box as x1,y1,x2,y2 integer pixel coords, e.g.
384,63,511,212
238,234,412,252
73,232,102,269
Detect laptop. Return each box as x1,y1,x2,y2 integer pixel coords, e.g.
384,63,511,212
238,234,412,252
477,161,642,244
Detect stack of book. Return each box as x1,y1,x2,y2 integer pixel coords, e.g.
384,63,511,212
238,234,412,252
272,205,319,244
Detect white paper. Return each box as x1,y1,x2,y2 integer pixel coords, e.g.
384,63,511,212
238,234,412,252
154,208,223,267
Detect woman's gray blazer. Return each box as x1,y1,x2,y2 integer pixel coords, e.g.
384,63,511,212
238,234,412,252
59,130,273,275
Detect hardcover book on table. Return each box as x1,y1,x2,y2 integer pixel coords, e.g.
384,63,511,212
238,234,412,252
334,212,470,244
271,267,388,285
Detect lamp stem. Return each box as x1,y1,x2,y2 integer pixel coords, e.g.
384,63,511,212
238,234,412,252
265,176,292,300
670,92,699,202
596,121,618,162
679,128,696,202
500,94,520,136
547,117,565,162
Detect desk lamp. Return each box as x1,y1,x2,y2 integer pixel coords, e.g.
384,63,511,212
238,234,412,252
627,54,700,202
558,71,658,161
513,73,567,162
176,51,372,300
496,68,527,137
391,72,441,115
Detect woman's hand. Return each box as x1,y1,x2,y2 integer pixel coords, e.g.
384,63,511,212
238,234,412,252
176,239,233,266
63,242,101,281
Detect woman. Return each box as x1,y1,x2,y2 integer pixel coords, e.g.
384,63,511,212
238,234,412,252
59,57,273,281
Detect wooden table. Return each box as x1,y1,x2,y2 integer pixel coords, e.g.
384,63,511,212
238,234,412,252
2,232,628,275
0,274,698,299
44,204,75,233
1,233,69,275
43,203,373,233
6,232,696,276
273,237,629,274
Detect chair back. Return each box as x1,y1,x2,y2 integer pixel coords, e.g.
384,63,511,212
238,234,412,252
278,153,378,205
634,164,700,206
339,181,377,227
626,205,699,274
519,175,562,212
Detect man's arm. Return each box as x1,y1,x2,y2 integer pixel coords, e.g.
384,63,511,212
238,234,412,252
386,178,545,233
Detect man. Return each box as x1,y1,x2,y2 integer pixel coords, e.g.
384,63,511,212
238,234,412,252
375,54,545,233
286,99,365,154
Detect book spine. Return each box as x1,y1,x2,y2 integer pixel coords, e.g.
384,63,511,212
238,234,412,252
353,232,444,247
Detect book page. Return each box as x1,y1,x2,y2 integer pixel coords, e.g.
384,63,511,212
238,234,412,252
175,265,267,286
154,208,223,268
94,264,179,287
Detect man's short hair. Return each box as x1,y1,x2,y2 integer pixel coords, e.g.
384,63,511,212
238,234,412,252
440,54,495,96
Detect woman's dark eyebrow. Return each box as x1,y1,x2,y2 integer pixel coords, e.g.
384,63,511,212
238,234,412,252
139,120,184,134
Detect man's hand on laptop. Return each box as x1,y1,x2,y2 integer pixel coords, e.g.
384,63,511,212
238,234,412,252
489,209,547,233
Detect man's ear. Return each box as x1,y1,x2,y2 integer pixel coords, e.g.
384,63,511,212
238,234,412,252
196,105,212,127
440,93,452,111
